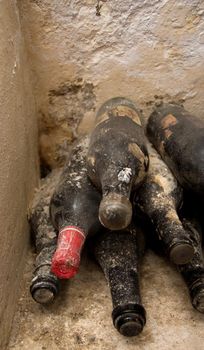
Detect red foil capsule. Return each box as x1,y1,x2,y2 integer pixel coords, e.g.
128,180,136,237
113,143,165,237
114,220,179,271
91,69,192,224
51,226,85,279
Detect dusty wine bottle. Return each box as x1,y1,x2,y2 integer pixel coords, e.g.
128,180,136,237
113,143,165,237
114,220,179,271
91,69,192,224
177,220,204,313
30,169,61,304
134,142,194,265
145,210,204,312
93,225,146,337
146,103,204,196
87,97,149,230
50,136,102,279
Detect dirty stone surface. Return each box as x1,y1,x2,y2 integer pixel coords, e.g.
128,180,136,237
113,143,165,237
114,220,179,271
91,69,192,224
8,248,204,350
18,0,204,168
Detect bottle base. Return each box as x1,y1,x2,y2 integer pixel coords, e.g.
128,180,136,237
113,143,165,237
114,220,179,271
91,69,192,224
112,304,146,337
30,275,59,304
169,242,194,265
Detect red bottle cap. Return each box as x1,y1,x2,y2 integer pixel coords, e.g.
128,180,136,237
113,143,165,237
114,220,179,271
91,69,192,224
51,226,86,279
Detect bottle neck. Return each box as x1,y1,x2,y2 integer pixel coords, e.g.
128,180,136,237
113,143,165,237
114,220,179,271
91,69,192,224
108,266,141,308
51,225,86,279
99,168,133,230
50,193,100,236
94,232,142,307
178,220,204,277
146,203,194,265
35,228,57,253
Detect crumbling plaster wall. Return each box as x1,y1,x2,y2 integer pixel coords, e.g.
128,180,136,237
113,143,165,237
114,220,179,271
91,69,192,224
18,0,204,168
0,1,38,348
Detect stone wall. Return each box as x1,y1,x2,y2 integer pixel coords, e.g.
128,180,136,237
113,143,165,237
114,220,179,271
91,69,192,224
19,0,204,169
0,1,38,348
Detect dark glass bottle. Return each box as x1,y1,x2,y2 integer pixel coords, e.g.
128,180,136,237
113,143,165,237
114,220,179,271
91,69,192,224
177,220,204,313
87,97,149,230
134,143,194,265
30,169,61,304
146,202,204,313
50,136,102,279
92,225,146,337
146,103,204,197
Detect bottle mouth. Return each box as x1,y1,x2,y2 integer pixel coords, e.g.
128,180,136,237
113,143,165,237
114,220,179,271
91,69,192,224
30,276,59,304
169,242,194,265
51,261,79,279
190,280,204,313
112,304,146,337
99,193,132,230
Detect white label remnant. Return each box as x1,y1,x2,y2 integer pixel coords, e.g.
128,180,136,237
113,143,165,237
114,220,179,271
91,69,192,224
118,168,132,184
